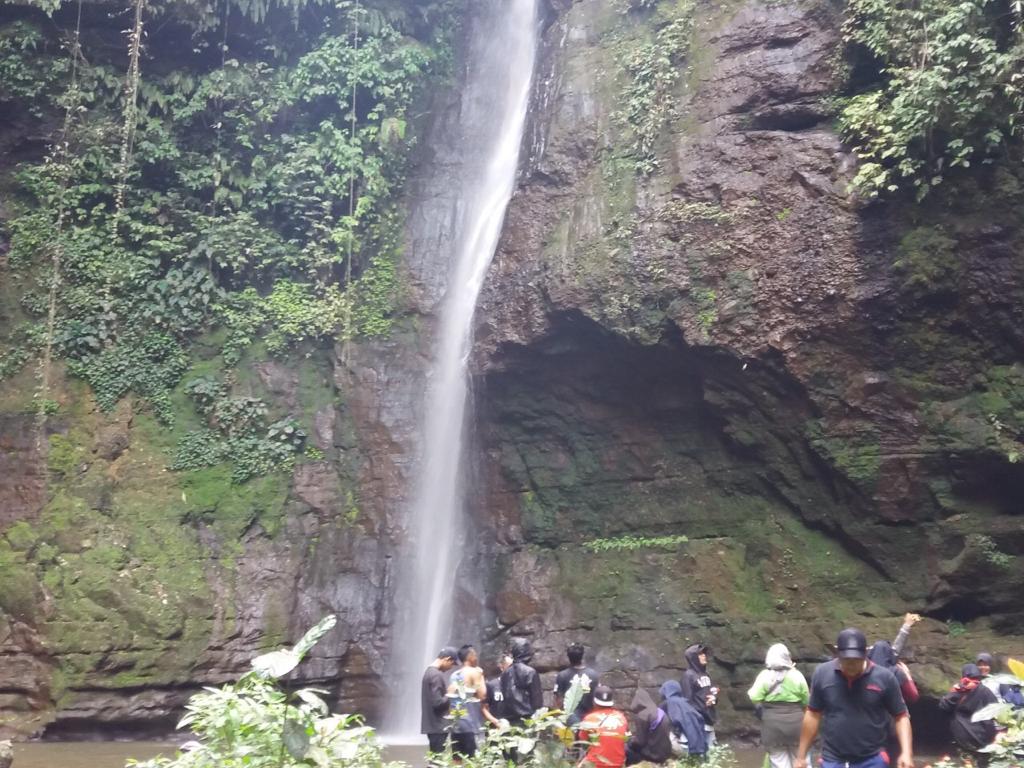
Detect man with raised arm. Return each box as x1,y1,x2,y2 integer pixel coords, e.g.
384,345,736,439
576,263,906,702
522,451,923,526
795,628,913,768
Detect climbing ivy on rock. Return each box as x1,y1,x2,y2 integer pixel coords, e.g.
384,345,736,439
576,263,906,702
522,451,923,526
838,0,1024,198
174,375,307,483
611,0,695,174
0,0,459,426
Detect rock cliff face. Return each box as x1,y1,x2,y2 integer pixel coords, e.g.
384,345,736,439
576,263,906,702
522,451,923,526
0,350,396,737
0,0,1022,743
471,0,1024,738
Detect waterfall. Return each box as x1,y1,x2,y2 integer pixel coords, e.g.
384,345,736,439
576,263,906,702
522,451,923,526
385,0,538,738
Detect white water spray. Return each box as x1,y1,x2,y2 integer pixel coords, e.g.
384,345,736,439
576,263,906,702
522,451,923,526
386,0,538,738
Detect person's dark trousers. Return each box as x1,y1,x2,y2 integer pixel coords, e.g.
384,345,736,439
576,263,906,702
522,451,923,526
452,732,477,758
625,743,649,766
503,718,527,764
427,732,449,762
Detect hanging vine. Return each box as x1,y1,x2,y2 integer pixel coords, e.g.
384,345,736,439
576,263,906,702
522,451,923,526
341,0,361,363
35,0,85,438
113,0,146,222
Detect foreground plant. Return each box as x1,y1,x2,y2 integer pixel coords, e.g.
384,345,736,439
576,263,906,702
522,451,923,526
127,615,392,768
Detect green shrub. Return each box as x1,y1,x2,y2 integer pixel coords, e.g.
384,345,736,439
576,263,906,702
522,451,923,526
839,0,1024,198
127,616,391,768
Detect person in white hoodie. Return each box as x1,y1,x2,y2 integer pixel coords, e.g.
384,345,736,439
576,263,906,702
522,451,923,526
748,643,809,768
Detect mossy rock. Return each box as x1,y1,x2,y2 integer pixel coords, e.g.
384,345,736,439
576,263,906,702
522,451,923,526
893,226,959,295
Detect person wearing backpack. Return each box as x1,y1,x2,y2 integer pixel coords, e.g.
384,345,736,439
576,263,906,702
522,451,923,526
748,643,809,768
626,688,673,765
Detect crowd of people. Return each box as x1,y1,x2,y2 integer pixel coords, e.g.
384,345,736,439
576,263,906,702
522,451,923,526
420,613,1023,768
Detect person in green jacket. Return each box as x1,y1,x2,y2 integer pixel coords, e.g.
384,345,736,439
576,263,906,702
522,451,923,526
749,643,809,768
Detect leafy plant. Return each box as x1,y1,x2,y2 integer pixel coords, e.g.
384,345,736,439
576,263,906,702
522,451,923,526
183,377,227,415
267,418,307,450
946,619,968,637
430,696,741,768
974,534,1014,568
838,0,1024,198
612,0,696,174
178,378,306,482
583,534,689,552
68,333,189,424
126,615,390,768
431,691,586,768
988,413,1023,464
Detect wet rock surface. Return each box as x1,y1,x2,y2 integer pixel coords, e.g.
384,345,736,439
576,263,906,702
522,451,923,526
0,417,48,529
473,0,1024,737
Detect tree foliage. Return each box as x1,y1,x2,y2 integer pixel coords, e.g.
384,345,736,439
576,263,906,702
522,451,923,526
839,0,1024,198
0,0,458,423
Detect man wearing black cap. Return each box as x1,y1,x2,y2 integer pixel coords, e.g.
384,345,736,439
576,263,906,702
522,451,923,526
422,647,459,758
796,628,913,768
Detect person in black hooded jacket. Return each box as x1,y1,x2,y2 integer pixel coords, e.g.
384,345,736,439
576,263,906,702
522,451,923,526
626,688,674,764
939,663,999,764
681,643,718,743
500,637,543,726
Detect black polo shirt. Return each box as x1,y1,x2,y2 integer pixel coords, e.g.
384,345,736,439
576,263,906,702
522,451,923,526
807,659,908,762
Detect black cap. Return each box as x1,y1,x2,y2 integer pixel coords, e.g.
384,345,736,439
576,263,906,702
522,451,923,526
438,646,458,661
836,628,867,659
962,663,983,680
593,684,614,707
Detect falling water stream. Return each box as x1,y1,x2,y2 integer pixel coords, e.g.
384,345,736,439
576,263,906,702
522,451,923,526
385,0,538,739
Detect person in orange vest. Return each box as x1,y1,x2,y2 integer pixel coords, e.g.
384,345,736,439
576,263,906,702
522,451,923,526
577,685,629,768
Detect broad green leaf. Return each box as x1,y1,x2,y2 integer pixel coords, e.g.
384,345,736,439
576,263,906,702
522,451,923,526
252,649,299,678
296,688,329,715
516,737,536,755
292,614,337,659
990,673,1024,686
563,673,588,716
283,717,311,759
971,701,1011,722
307,745,332,767
330,739,361,760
